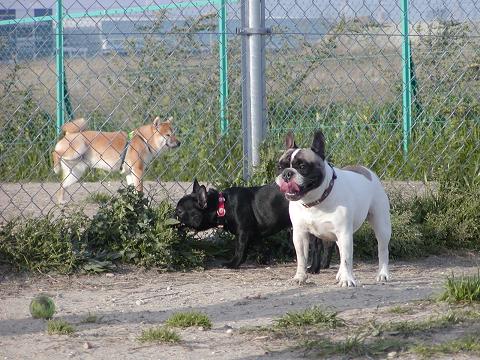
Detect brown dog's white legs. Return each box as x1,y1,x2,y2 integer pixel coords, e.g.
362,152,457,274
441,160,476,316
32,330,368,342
57,162,87,204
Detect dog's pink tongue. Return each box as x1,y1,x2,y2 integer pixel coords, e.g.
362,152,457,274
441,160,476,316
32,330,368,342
279,179,289,193
288,181,300,193
279,179,300,193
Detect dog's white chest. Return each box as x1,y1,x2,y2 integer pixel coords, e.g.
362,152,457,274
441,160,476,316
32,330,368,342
309,220,337,242
291,205,338,242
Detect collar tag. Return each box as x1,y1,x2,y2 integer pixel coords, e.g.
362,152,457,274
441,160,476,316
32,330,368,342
217,192,226,228
217,193,226,217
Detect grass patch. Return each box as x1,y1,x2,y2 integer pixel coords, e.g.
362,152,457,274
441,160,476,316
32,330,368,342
165,311,212,329
46,320,75,335
85,192,112,205
388,305,413,315
274,306,344,329
138,326,181,343
0,187,205,273
439,272,480,303
412,334,480,358
382,309,480,336
81,313,100,323
304,335,407,357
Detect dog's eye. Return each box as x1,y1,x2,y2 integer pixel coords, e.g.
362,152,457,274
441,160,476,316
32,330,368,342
298,163,305,169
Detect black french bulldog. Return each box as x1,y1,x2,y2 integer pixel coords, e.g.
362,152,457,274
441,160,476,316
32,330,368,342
175,179,335,270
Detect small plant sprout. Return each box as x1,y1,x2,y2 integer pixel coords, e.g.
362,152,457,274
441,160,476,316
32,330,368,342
138,327,181,343
165,311,212,329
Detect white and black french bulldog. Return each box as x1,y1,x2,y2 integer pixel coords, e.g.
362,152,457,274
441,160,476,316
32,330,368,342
276,130,391,287
175,179,335,270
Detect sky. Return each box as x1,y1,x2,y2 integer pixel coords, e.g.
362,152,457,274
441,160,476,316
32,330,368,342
1,0,479,23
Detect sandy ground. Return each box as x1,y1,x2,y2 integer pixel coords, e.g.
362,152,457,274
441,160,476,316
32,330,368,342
1,253,479,360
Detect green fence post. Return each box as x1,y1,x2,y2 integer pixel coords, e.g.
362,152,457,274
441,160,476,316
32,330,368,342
218,0,229,135
55,0,65,135
401,0,411,156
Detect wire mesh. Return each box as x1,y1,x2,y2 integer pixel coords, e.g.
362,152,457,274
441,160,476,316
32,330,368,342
263,0,479,186
0,0,243,221
0,0,479,223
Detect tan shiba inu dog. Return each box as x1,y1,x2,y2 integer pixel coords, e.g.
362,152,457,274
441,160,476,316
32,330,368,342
52,116,180,203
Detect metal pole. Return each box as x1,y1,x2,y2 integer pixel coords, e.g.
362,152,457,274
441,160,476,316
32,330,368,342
218,0,229,135
241,0,251,180
401,0,411,157
55,0,64,135
248,0,265,167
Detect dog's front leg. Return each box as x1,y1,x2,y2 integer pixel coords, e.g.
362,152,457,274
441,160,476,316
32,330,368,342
291,229,310,284
223,231,249,268
335,230,357,287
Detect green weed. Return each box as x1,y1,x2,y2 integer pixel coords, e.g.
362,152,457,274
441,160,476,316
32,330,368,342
0,211,88,273
0,187,205,273
388,305,413,315
85,192,112,205
304,335,407,357
439,272,480,303
274,306,344,329
47,320,75,335
138,326,181,343
165,311,212,329
382,310,477,336
413,334,480,358
81,313,100,323
84,187,205,269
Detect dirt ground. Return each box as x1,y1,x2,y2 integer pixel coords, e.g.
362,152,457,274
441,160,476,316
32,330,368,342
1,253,479,360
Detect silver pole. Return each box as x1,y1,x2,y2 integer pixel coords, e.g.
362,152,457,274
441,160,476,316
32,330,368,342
248,0,265,167
241,0,251,180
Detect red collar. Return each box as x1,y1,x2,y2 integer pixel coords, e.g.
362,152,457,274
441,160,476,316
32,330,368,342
217,192,226,227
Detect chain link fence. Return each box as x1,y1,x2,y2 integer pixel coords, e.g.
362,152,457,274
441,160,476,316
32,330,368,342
0,0,479,222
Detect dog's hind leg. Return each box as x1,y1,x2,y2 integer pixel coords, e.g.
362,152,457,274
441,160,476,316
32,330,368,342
57,162,87,204
224,231,250,268
319,240,336,269
368,193,391,282
308,236,322,274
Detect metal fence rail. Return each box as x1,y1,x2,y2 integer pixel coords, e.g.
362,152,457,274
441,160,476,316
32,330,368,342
0,0,479,222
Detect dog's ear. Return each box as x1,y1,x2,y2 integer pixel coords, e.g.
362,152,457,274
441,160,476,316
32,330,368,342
153,116,161,128
166,116,173,124
192,178,201,194
311,130,326,160
197,185,208,209
285,132,298,149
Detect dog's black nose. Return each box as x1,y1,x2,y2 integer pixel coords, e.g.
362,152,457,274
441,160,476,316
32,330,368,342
282,169,294,181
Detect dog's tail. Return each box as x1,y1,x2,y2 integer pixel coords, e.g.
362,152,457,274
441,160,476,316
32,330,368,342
53,118,87,174
61,117,88,136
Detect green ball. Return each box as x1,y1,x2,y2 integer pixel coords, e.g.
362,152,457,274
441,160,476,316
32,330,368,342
29,295,55,319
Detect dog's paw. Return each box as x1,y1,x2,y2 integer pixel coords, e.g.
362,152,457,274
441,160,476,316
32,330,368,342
336,271,357,287
376,271,389,282
289,273,308,285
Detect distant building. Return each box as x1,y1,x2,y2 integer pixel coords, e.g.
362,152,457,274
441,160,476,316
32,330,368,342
0,7,54,61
